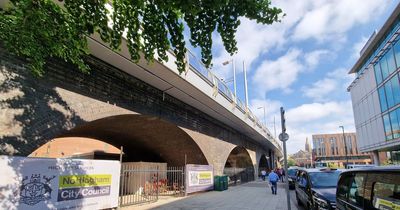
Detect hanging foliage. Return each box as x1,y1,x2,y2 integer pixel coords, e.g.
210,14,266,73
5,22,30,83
0,0,283,76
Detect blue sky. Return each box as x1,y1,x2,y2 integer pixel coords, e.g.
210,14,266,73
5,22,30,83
187,0,400,154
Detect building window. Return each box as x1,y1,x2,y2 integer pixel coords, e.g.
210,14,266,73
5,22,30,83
380,51,390,80
382,107,400,141
378,73,400,113
347,136,353,155
394,39,400,68
390,108,400,139
391,74,400,105
374,62,383,85
321,139,326,156
379,86,388,112
330,137,337,155
384,113,393,140
387,47,397,76
379,46,397,81
385,79,395,108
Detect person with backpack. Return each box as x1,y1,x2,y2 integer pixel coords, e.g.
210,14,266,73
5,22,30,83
268,169,279,195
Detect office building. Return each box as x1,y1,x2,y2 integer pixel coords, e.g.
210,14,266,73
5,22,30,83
312,133,372,167
348,3,400,164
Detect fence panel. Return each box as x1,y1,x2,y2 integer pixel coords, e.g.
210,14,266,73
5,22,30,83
119,165,185,207
158,166,185,196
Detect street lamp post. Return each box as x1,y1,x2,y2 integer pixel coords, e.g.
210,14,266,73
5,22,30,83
243,61,249,110
274,116,277,138
222,59,237,103
257,106,266,127
339,126,349,168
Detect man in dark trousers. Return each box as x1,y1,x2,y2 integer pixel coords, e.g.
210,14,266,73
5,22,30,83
268,169,279,195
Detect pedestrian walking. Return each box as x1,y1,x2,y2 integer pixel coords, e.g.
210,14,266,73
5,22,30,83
276,168,282,182
268,169,279,195
261,169,266,181
281,168,285,183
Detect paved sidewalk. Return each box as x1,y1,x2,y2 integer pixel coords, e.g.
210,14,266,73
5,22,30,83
123,180,300,210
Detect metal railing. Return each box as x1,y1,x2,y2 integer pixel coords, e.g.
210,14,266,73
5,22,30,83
186,50,281,150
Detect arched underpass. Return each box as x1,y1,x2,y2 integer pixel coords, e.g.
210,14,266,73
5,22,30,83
258,154,269,176
223,146,255,185
29,114,208,166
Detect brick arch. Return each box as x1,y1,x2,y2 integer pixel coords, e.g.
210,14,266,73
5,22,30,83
223,146,255,184
46,114,209,166
258,154,269,175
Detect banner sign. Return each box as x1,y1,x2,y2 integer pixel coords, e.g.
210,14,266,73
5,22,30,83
0,156,121,210
185,164,213,194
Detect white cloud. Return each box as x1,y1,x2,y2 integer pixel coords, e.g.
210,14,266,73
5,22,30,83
286,101,351,123
252,49,303,95
210,0,321,79
304,50,331,69
302,78,337,101
285,100,355,154
301,68,355,101
211,18,287,80
352,36,369,59
293,0,387,41
252,48,331,95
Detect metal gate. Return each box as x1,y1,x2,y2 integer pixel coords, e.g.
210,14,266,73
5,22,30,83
119,165,185,207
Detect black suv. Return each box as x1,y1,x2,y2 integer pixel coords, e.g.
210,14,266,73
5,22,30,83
288,167,300,190
336,166,400,210
295,168,342,210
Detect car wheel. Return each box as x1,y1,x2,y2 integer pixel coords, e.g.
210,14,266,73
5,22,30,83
296,193,302,206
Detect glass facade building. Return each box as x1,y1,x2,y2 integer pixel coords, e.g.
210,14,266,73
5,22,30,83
348,3,400,164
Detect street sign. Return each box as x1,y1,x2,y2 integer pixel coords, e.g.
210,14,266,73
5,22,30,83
279,133,289,141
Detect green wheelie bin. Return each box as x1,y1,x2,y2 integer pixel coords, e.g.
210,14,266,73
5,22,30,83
214,176,224,191
221,175,228,190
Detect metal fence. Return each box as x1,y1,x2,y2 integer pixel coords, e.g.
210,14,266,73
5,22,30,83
223,167,255,185
119,165,185,207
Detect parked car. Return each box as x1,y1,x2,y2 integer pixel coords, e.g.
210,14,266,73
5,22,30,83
336,166,400,210
288,167,300,190
295,168,343,210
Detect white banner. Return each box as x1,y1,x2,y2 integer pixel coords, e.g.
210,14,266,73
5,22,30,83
0,156,121,210
185,164,213,194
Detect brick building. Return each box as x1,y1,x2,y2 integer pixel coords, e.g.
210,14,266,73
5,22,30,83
312,133,373,167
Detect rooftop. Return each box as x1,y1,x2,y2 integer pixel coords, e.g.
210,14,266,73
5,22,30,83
349,3,400,74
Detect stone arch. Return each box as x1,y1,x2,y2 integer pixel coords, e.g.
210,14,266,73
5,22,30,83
28,114,208,166
223,146,255,184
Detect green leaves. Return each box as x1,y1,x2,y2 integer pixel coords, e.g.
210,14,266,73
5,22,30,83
0,0,283,75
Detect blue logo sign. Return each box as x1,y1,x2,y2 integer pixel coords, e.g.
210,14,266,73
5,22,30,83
18,174,55,205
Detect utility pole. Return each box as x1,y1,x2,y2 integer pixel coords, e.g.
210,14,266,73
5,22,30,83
279,107,291,210
339,126,349,168
274,116,277,138
222,59,237,103
258,106,266,127
243,61,249,110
